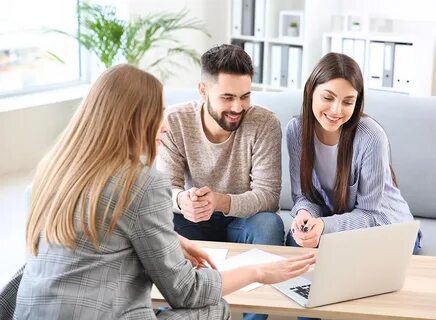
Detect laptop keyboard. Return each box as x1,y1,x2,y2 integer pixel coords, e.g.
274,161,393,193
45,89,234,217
289,284,311,299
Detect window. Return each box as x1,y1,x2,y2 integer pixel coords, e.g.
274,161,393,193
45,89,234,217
0,0,82,97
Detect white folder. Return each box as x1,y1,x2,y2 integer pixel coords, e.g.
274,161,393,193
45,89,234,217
232,0,242,36
271,45,282,87
368,41,384,88
253,42,263,83
393,43,413,93
353,39,365,72
254,0,265,37
382,42,395,88
244,41,255,62
342,38,354,58
287,46,302,89
331,36,342,53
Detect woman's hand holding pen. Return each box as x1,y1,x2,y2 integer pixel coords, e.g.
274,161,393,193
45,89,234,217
291,210,325,248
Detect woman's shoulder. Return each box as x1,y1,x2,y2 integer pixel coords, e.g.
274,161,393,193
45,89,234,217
355,116,389,147
135,165,171,192
286,116,302,136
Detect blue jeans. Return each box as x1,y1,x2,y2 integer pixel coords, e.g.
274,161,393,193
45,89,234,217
285,228,423,320
174,211,284,320
174,211,284,245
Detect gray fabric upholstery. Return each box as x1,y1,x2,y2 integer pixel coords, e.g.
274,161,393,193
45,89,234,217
164,88,436,256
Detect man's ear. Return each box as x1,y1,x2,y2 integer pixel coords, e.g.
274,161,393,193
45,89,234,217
198,81,207,100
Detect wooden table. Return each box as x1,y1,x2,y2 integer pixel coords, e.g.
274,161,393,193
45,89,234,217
151,241,436,320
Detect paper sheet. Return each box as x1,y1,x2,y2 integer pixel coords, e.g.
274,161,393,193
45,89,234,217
201,247,229,269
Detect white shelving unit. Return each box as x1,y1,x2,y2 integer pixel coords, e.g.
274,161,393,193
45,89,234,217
322,32,435,96
229,0,340,91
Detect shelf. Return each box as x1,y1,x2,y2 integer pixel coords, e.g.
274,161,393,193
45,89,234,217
322,32,434,96
268,37,303,46
230,35,265,42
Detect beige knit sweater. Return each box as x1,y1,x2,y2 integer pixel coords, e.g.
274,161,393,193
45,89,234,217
157,100,281,218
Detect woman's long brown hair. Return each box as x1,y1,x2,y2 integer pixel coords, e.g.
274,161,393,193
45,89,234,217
300,53,364,214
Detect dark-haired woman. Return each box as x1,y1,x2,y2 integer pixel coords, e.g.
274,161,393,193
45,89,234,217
286,52,421,252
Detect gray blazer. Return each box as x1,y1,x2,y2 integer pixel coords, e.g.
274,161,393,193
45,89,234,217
287,116,414,234
12,167,229,319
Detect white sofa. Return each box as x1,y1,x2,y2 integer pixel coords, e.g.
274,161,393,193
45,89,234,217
165,88,436,256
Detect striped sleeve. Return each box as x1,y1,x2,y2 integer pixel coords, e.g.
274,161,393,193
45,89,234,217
286,119,324,218
321,122,392,233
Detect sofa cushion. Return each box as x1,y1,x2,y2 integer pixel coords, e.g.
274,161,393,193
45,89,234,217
364,91,436,219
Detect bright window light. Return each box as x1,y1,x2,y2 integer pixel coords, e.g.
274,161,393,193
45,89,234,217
0,0,82,96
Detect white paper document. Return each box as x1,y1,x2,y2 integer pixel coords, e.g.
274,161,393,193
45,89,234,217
219,248,285,291
201,247,229,269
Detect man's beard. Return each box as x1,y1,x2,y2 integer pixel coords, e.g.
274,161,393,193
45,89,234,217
206,97,245,132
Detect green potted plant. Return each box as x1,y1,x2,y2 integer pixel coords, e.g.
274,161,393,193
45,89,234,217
288,21,299,37
54,2,210,80
351,21,361,32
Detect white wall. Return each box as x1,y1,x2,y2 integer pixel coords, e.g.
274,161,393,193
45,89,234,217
0,99,79,177
127,0,229,88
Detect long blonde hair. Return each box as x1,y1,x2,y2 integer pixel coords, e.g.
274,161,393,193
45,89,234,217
27,64,163,255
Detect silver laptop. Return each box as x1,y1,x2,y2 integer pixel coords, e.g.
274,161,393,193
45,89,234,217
272,221,419,308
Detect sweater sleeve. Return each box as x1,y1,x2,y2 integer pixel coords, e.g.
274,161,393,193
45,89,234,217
286,119,324,218
156,118,186,214
320,127,395,233
228,114,282,217
130,173,222,308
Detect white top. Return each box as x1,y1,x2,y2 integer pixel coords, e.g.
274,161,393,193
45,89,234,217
314,133,338,201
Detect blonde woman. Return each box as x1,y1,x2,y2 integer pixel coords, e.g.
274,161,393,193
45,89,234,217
10,64,315,319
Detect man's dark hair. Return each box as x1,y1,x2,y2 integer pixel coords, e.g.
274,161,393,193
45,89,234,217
201,44,253,80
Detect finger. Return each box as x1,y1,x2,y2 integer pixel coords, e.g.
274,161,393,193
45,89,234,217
292,228,306,240
300,238,317,248
288,256,316,270
301,227,319,241
286,253,315,263
189,200,209,209
194,212,213,222
195,186,211,197
287,263,311,278
192,205,214,216
188,188,199,201
291,219,298,234
294,216,307,231
304,218,317,233
182,211,199,223
201,254,217,270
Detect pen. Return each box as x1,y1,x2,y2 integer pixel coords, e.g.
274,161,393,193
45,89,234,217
300,220,309,233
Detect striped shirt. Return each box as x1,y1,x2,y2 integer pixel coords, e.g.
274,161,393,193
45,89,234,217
287,116,414,234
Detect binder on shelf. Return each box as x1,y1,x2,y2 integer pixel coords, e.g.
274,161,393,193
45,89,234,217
331,36,342,53
280,46,289,87
241,0,255,36
353,39,365,72
253,42,263,83
342,38,354,58
393,43,413,93
232,0,242,36
243,41,255,62
382,42,395,88
244,41,262,83
287,46,302,89
254,0,265,37
270,45,282,87
368,41,384,88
